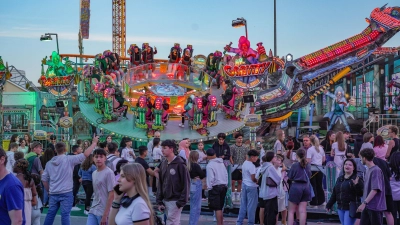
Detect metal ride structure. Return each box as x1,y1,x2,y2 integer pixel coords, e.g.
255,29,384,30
251,5,400,134
112,0,126,59
0,57,12,146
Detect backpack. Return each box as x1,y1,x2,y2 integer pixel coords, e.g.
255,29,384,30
106,155,119,171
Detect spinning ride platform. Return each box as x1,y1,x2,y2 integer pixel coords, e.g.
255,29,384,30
79,62,246,143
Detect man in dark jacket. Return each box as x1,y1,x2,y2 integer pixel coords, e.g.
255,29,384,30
69,145,83,211
354,128,368,158
157,139,190,225
211,133,231,162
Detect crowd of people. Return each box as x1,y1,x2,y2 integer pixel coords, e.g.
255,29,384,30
0,126,399,225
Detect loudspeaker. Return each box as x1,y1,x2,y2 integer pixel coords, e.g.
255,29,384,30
56,100,68,108
243,94,255,103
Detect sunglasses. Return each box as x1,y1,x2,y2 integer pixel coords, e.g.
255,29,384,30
121,194,140,208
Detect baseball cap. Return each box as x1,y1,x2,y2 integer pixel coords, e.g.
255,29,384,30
206,148,216,156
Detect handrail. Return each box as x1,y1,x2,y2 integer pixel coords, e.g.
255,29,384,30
365,114,400,133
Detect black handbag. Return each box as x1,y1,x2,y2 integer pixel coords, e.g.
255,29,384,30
266,177,278,187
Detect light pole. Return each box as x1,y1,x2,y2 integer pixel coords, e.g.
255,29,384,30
40,33,59,54
232,17,248,39
274,0,277,57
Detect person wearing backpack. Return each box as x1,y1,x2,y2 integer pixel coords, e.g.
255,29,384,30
106,142,121,172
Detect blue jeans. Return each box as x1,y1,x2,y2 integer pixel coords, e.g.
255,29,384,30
237,184,258,225
189,179,202,225
338,209,356,225
43,191,74,225
86,213,102,225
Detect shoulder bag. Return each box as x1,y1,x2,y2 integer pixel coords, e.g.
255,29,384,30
303,168,315,198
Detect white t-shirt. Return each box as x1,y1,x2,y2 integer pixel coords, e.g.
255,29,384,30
273,140,284,154
121,147,135,162
152,146,163,160
114,195,151,225
242,160,258,187
306,146,325,166
332,142,347,171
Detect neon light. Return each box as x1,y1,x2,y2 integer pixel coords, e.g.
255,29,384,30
223,62,271,77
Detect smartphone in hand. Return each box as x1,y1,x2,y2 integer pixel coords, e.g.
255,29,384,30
114,185,123,195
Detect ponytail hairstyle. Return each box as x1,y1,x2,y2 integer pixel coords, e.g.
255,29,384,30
296,149,308,168
310,135,320,153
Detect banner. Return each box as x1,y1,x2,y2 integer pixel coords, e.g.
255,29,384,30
80,0,90,39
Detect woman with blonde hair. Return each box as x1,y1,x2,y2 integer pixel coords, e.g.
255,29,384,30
307,135,326,207
331,131,348,177
188,151,205,225
274,130,286,154
109,163,154,225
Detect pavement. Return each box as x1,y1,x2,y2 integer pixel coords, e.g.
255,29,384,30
40,213,341,225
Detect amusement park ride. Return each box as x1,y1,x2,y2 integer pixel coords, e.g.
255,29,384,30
34,4,400,143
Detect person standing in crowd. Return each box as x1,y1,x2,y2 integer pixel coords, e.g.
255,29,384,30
6,142,18,173
147,131,161,153
114,159,128,183
87,149,115,225
188,151,206,225
361,132,374,152
373,150,395,225
386,125,400,161
106,142,121,172
18,138,29,154
135,146,156,197
13,159,37,225
275,154,289,225
195,141,208,200
25,141,43,177
118,137,128,155
389,152,400,225
299,135,312,152
326,159,364,225
332,131,348,177
14,151,24,161
287,149,312,225
108,163,153,225
106,135,113,144
358,148,386,225
231,133,249,201
321,131,336,162
79,154,96,215
40,148,55,207
42,135,98,225
344,131,351,144
69,145,83,212
274,130,286,154
206,148,228,225
152,138,163,162
211,133,231,165
24,133,32,148
0,148,25,225
259,151,281,225
307,135,326,207
121,138,136,162
10,134,19,145
157,139,190,225
373,135,388,161
178,139,190,161
83,140,91,152
354,128,368,158
47,135,57,152
237,149,259,225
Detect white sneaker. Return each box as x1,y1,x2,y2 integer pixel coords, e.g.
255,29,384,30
237,192,241,201
71,206,81,211
179,123,184,127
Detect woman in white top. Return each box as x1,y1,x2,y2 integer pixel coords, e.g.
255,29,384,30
307,135,326,206
151,138,163,162
331,131,347,178
18,138,29,154
109,163,153,225
195,141,208,200
274,130,286,154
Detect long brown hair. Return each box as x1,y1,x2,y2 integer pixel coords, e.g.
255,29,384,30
81,154,94,171
296,149,308,168
310,135,320,153
335,131,346,152
122,163,154,225
187,151,199,172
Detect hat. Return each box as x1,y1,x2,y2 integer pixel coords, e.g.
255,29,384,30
206,148,216,156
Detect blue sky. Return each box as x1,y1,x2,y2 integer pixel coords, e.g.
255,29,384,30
1,0,400,85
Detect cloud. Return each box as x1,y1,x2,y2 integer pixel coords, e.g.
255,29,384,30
12,26,48,31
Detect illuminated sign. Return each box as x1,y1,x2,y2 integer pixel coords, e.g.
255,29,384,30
80,0,90,39
223,62,271,77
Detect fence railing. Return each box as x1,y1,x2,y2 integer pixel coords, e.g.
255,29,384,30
364,113,400,134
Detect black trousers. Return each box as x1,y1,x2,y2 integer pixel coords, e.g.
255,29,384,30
264,196,278,225
360,208,383,225
393,200,400,225
82,180,94,211
72,178,81,206
310,171,324,206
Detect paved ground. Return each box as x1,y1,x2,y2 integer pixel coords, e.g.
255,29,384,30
40,213,341,225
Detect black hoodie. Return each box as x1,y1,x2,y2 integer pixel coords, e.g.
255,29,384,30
156,156,190,208
212,141,231,161
326,173,364,210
